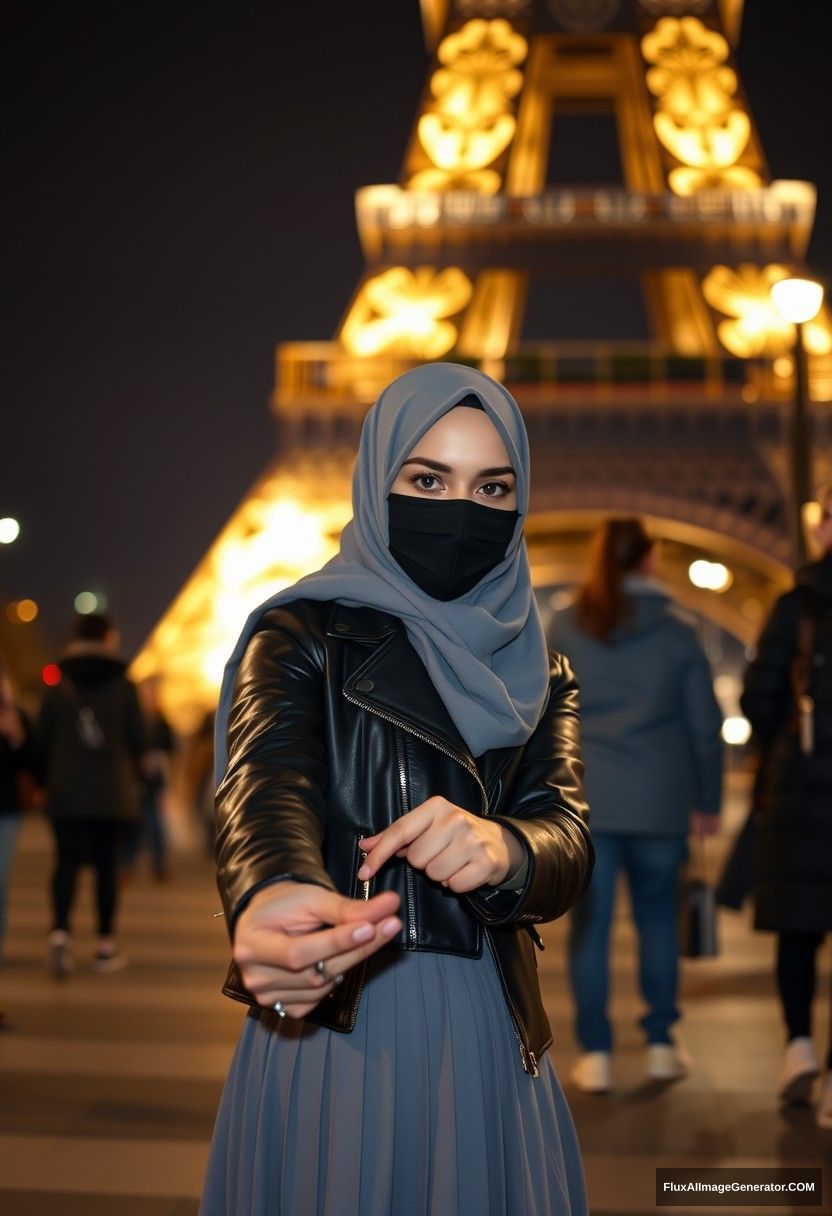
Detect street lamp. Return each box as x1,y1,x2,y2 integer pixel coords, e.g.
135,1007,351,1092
770,276,825,565
0,517,20,545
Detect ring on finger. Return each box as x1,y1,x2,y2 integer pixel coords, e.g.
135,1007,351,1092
314,959,329,981
273,1000,286,1018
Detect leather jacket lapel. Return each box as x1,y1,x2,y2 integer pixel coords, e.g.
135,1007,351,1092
327,604,475,769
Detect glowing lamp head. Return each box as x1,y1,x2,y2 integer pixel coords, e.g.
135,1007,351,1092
770,277,825,325
0,517,20,545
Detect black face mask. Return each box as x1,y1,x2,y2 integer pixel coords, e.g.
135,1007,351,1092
387,493,520,602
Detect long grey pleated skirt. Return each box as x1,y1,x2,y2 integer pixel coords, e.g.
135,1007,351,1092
200,947,588,1216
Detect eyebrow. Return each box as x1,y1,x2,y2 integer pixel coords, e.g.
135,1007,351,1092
400,457,516,477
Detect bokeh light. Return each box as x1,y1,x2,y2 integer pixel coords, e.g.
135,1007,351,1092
42,664,62,687
688,559,733,592
0,517,21,545
16,599,38,623
75,591,103,614
721,716,752,746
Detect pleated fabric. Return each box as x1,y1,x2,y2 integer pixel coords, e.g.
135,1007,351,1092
200,948,587,1216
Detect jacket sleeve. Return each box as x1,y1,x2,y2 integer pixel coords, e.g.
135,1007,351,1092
215,605,337,937
465,654,593,928
740,591,800,746
680,638,724,815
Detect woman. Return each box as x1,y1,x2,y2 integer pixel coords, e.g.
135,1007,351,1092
548,519,722,1094
201,363,593,1215
741,485,832,1129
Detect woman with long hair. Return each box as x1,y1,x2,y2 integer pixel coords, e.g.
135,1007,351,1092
549,518,723,1093
200,363,593,1214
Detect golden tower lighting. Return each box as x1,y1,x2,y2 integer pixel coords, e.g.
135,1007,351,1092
135,1,827,728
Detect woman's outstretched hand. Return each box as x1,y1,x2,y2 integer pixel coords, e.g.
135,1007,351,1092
358,796,524,893
234,883,401,1019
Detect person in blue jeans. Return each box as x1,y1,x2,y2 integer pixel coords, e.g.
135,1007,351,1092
549,518,723,1092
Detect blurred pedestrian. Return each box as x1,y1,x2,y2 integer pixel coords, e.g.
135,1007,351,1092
37,613,145,977
741,485,832,1130
123,677,175,881
549,518,723,1092
0,655,32,968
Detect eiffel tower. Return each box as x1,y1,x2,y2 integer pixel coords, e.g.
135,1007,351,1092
134,0,832,730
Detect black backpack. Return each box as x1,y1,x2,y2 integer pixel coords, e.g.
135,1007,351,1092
59,678,107,750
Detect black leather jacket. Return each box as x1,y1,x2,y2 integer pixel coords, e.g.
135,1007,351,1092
216,599,593,1076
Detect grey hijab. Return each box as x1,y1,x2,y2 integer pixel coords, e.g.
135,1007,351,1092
214,362,549,781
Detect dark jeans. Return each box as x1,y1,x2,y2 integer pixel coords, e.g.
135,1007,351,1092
569,832,688,1051
50,816,126,937
777,931,832,1069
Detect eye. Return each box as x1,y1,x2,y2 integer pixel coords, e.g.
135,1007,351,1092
478,480,513,499
409,472,444,493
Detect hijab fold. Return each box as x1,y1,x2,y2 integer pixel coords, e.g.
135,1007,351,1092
215,362,549,783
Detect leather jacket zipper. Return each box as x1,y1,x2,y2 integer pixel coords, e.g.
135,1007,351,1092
485,928,539,1077
343,690,489,815
344,688,536,1075
394,729,418,946
350,833,373,1024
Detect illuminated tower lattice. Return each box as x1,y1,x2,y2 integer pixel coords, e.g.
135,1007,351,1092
135,0,832,727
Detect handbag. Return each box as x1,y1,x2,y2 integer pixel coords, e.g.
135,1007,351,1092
680,840,719,959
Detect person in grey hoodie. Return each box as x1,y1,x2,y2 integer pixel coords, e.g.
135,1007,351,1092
549,518,723,1093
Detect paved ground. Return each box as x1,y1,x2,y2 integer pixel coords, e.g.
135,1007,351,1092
1,781,829,1215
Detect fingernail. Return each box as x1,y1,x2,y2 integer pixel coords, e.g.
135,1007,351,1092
351,923,374,943
357,864,370,879
381,917,400,938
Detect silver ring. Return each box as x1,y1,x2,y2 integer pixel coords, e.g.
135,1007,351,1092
314,960,329,981
273,1000,286,1018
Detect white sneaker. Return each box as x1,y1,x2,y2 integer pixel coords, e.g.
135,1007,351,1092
647,1042,690,1081
778,1037,820,1104
93,949,128,974
569,1051,612,1093
816,1074,832,1130
47,931,74,981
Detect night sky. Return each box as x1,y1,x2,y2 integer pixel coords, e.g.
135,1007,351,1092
4,1,832,658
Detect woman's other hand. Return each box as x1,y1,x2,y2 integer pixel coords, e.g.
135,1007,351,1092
234,883,401,1018
358,797,524,893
